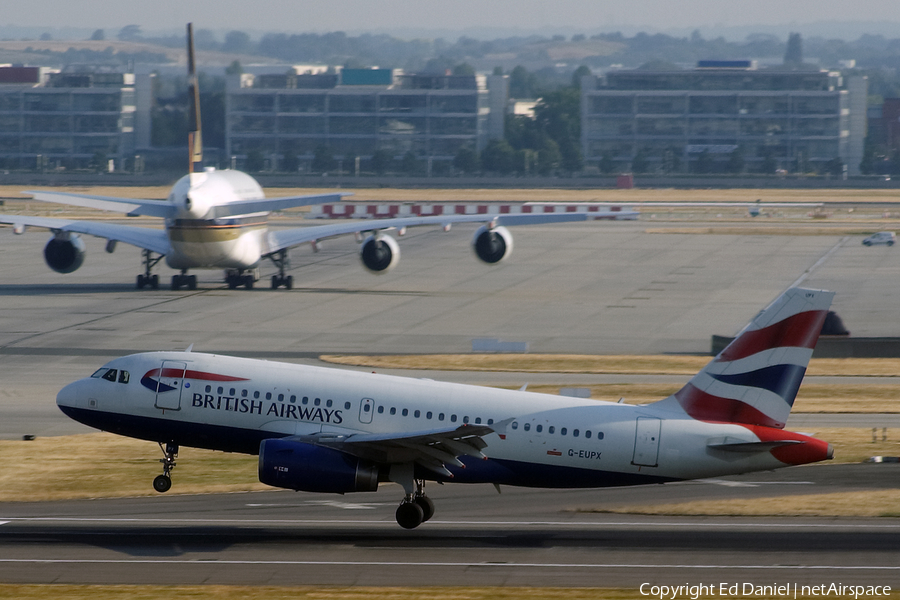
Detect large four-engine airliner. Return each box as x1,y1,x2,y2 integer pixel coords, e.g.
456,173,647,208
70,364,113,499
0,24,585,291
56,287,834,529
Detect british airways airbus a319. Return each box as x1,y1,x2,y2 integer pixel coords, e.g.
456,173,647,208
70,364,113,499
0,24,590,291
57,287,834,529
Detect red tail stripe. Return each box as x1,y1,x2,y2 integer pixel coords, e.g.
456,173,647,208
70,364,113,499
717,310,828,362
744,424,832,465
675,384,784,429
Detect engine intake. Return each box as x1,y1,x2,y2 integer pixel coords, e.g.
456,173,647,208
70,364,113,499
472,225,513,264
359,234,400,273
44,233,86,274
258,439,380,493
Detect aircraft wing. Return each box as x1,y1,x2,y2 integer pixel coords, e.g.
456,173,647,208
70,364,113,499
290,423,494,477
264,211,588,255
205,192,353,219
0,214,170,255
24,190,175,218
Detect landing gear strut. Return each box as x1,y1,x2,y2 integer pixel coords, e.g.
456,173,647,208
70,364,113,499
266,249,293,290
153,442,178,493
395,478,434,529
171,269,197,291
136,249,162,290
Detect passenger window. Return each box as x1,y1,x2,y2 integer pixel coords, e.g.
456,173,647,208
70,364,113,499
218,386,224,394
536,425,543,433
438,413,445,421
487,419,494,425
278,394,284,402
364,404,371,413
102,369,118,383
561,427,567,436
242,390,248,398
344,402,351,409
402,408,409,417
314,398,320,406
426,411,433,419
549,426,555,434
266,392,272,400
302,396,308,404
450,414,457,423
390,407,397,415
205,385,211,393
511,422,518,430
230,388,236,396
290,395,296,403
573,429,580,438
414,410,420,418
118,370,130,384
326,399,333,408
253,391,260,399
377,406,384,414
523,423,530,431
463,416,469,424
585,430,591,439
597,432,604,440
475,417,481,424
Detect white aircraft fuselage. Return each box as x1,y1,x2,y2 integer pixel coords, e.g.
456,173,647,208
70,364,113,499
164,170,269,271
57,350,831,489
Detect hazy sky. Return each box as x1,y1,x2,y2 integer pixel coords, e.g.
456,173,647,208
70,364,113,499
7,0,900,35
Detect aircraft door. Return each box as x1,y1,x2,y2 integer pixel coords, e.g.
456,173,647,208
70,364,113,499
632,417,660,467
154,361,187,411
359,397,374,424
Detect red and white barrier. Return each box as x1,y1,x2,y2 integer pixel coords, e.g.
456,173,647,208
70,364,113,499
309,202,639,220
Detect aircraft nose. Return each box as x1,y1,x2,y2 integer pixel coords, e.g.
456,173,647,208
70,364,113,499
56,379,87,410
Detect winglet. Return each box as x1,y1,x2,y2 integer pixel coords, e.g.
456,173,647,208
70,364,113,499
186,23,203,183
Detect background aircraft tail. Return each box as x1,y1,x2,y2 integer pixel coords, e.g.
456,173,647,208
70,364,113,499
659,287,834,429
186,23,203,181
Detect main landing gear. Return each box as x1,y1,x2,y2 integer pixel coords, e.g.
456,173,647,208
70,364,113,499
266,249,293,290
395,478,434,530
225,269,256,290
136,249,162,290
153,442,178,493
171,270,197,290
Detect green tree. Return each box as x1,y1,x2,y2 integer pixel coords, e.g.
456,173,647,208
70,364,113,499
536,138,562,175
117,25,142,41
534,88,582,172
311,145,336,173
509,65,538,98
452,63,476,76
571,65,592,89
225,60,243,76
223,30,252,54
370,149,392,175
481,139,517,174
453,146,479,174
89,29,104,41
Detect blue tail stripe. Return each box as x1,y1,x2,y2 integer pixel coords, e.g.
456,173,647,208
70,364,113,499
709,364,807,406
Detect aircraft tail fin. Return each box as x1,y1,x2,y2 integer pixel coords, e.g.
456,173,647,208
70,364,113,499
661,287,833,429
186,23,203,182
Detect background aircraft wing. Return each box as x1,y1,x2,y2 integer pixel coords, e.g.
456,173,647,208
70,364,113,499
0,214,170,255
24,190,175,218
290,423,494,477
264,211,587,255
206,192,353,219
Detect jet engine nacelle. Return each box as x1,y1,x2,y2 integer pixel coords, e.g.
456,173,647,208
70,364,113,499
258,439,380,493
43,232,86,274
472,225,513,264
359,234,400,273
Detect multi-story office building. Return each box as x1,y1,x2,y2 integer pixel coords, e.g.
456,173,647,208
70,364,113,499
226,68,507,172
581,63,867,175
0,65,142,171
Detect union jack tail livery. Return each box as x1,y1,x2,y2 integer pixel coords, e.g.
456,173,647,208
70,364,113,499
662,287,833,429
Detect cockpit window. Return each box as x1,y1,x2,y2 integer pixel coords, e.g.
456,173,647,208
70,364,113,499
118,370,130,384
91,368,108,379
101,369,118,383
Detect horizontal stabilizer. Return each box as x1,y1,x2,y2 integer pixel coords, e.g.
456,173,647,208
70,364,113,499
707,439,802,452
24,191,174,218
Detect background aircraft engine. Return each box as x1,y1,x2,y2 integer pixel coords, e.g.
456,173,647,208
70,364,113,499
258,439,380,493
472,225,513,264
359,234,400,273
43,232,86,273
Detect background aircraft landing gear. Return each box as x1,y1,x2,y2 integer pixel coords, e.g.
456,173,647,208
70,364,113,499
395,479,433,529
171,271,197,290
136,249,162,290
266,250,293,290
225,270,255,290
154,442,178,493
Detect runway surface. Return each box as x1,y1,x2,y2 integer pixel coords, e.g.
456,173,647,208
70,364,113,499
1,463,899,587
1,213,899,587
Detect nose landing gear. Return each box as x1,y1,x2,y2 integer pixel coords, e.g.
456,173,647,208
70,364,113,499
153,442,178,493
